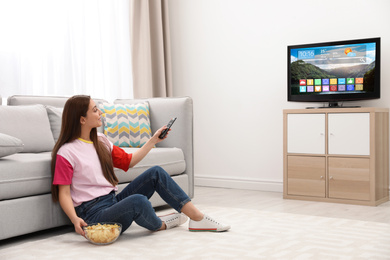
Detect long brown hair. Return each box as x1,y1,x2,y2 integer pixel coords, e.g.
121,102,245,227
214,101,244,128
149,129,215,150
51,95,118,202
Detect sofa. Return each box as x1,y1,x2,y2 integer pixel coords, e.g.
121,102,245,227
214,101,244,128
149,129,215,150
0,95,193,240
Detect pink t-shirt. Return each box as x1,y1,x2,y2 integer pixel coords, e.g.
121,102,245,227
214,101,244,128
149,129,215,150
53,133,131,207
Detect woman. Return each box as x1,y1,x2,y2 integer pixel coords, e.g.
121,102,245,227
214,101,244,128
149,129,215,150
51,95,230,236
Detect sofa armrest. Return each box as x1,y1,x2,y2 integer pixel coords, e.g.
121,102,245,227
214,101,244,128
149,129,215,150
114,97,194,198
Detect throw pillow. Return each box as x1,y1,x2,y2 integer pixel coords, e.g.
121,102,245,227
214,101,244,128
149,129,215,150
99,102,153,147
0,133,24,158
46,106,64,142
0,104,55,152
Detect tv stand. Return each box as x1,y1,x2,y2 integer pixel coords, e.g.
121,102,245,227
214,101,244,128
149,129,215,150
306,102,361,109
283,107,389,206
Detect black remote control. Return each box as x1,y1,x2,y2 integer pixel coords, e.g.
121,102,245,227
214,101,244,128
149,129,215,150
159,117,177,139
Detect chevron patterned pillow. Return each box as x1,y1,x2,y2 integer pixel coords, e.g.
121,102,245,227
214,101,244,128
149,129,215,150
99,102,153,147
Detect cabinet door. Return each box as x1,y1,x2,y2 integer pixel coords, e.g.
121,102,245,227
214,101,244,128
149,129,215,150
287,156,326,197
287,114,325,154
328,157,370,201
328,113,370,155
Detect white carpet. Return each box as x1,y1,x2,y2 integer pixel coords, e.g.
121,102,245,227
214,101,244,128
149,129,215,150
1,206,390,260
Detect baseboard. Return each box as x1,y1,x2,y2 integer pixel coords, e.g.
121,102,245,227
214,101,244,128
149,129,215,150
195,176,390,196
194,175,283,192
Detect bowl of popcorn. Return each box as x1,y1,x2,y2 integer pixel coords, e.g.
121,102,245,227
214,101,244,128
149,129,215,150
83,222,122,245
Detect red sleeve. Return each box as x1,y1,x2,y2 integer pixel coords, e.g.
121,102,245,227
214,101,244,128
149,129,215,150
53,154,73,185
112,145,132,172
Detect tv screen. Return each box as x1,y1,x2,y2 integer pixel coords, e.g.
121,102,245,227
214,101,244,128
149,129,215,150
288,37,380,107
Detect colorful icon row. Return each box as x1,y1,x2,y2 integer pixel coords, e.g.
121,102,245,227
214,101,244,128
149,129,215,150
299,78,363,86
300,84,363,92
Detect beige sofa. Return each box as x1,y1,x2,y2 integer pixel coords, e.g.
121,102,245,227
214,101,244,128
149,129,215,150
0,95,193,240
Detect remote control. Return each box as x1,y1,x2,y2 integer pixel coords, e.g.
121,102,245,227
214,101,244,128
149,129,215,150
159,117,177,139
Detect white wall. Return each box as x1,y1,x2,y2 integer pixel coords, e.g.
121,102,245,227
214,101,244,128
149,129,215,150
168,0,390,192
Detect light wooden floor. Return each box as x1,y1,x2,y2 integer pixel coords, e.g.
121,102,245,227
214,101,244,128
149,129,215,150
1,186,390,250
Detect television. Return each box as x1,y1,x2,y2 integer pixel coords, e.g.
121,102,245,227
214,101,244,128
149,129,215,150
287,37,380,108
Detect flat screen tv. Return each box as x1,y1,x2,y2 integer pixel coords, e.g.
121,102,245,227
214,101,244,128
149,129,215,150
288,37,380,108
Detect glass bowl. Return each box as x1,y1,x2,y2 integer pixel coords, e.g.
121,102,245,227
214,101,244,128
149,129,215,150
83,222,122,245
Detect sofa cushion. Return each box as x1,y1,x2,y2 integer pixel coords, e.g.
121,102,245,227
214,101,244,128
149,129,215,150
0,147,185,200
114,147,186,183
0,152,52,200
0,133,24,158
46,106,64,142
0,105,55,152
99,102,153,147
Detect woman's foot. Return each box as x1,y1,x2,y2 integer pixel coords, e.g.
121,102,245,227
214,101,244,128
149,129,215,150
159,213,188,230
188,214,230,232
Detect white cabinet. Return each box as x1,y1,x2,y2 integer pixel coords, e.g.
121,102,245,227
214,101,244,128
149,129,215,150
287,114,325,154
283,107,389,206
328,113,370,155
287,113,370,155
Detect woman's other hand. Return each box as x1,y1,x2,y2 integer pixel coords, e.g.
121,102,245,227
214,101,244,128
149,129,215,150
72,217,88,236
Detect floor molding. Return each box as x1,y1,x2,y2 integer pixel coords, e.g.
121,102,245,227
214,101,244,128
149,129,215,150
195,176,390,193
194,175,283,192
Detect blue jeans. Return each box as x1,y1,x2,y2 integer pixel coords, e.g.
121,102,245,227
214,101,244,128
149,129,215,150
75,166,191,232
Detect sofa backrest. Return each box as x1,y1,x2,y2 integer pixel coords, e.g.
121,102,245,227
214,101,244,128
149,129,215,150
7,95,68,107
7,95,107,108
3,95,108,152
0,104,55,153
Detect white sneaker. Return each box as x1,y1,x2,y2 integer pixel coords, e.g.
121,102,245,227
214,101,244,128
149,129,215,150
159,213,188,229
189,214,231,232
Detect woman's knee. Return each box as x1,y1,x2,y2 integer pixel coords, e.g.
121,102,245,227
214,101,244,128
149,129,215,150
130,194,150,207
149,165,169,179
